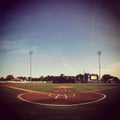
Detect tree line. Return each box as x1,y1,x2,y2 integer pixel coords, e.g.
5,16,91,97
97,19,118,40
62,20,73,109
0,73,120,83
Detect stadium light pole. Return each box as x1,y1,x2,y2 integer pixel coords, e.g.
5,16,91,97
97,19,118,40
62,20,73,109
29,51,33,81
97,51,102,81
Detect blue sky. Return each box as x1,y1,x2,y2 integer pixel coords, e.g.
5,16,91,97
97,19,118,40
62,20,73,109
0,0,120,78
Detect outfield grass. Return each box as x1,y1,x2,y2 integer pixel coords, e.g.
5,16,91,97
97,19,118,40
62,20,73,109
5,83,58,92
68,85,113,92
4,83,118,92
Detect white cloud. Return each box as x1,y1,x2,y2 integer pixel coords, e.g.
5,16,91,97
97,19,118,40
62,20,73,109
102,62,120,78
0,38,40,56
92,61,120,78
11,49,28,55
62,62,73,71
61,62,77,75
0,39,25,54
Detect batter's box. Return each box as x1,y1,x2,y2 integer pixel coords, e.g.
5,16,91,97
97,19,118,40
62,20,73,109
48,93,76,100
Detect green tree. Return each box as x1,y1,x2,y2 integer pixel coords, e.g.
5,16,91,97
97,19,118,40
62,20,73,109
6,75,14,80
101,74,112,83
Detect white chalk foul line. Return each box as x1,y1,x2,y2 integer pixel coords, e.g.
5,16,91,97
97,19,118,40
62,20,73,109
55,94,60,99
49,93,75,100
64,94,67,100
73,94,75,97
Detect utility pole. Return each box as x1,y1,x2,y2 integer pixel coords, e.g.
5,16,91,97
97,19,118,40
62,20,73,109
97,51,102,81
29,51,33,81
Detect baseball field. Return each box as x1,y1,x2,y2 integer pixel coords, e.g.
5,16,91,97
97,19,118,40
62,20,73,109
0,83,120,120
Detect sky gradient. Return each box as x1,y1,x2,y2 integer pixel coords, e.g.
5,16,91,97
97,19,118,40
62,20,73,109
0,0,120,78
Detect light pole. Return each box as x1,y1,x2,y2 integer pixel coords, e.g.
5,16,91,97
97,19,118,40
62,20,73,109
97,51,101,81
29,51,33,81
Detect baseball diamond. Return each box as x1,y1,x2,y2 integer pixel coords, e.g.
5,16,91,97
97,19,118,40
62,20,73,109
11,85,107,106
1,83,120,120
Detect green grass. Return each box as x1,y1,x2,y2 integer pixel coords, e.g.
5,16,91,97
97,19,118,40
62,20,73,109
6,83,58,92
4,83,117,92
68,85,110,92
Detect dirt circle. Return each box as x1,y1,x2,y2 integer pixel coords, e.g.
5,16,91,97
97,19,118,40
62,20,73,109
18,91,106,106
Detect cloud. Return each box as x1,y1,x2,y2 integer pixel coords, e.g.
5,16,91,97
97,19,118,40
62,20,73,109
61,62,77,75
62,62,73,71
11,49,29,55
102,62,120,78
0,38,39,55
91,61,120,78
0,39,25,50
